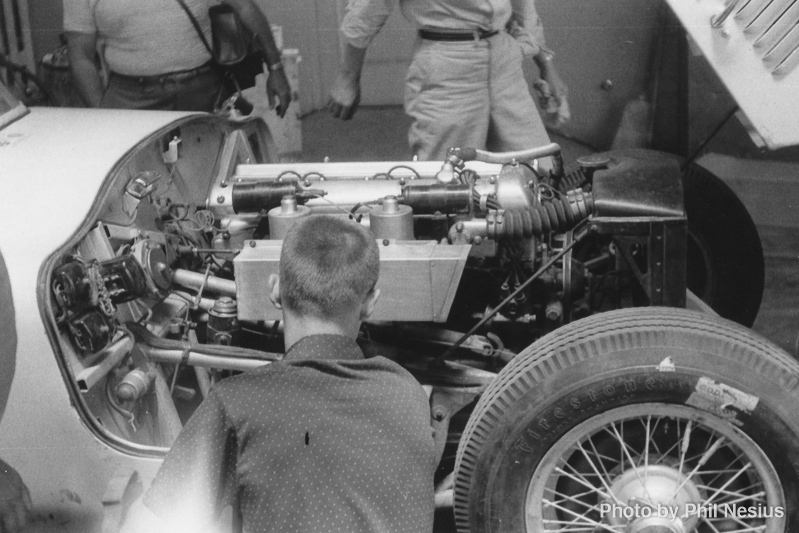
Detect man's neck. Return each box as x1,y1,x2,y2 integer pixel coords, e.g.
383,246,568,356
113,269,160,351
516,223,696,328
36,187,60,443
282,312,360,352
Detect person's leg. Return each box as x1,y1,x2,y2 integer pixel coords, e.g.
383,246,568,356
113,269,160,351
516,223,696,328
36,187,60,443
485,33,551,162
405,40,492,161
100,75,174,110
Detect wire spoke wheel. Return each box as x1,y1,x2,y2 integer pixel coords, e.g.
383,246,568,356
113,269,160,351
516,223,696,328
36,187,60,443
528,404,784,533
454,308,799,533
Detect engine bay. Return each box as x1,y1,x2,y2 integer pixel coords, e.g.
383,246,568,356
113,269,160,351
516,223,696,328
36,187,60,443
40,114,687,453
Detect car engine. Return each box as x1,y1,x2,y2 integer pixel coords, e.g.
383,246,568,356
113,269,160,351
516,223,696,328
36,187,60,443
35,112,799,533
40,115,692,450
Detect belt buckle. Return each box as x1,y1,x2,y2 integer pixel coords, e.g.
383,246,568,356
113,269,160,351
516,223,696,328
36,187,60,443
472,29,481,41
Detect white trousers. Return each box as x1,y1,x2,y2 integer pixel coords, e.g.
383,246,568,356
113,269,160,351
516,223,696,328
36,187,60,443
404,31,551,162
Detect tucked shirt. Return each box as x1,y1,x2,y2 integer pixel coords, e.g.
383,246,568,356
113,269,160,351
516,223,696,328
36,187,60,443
63,0,212,76
143,334,437,533
341,0,547,56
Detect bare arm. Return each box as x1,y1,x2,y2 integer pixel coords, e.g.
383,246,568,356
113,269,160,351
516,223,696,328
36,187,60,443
328,44,368,120
509,0,570,127
533,50,570,127
66,31,104,108
222,0,291,117
329,0,394,120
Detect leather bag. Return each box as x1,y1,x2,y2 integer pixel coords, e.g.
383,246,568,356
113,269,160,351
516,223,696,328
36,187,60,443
176,0,264,91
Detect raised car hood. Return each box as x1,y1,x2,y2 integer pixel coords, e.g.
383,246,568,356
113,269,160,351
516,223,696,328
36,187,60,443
667,0,799,149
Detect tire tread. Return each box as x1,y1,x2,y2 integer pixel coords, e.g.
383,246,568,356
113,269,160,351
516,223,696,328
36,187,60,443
453,307,799,532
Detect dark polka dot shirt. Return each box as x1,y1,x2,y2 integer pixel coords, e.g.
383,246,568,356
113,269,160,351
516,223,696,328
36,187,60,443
144,334,437,533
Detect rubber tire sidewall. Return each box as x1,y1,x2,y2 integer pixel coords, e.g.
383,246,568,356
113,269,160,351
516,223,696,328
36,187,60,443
682,162,765,327
454,309,799,533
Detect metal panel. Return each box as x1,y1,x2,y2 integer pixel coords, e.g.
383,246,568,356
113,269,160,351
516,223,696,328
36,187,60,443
234,240,471,322
593,216,687,308
667,0,799,149
535,0,662,150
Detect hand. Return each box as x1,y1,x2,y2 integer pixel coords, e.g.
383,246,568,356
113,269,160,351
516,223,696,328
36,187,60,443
266,69,292,118
0,460,31,533
327,72,361,121
535,62,571,129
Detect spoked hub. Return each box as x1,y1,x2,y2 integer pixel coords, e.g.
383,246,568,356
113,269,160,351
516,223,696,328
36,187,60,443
526,404,785,533
604,465,701,533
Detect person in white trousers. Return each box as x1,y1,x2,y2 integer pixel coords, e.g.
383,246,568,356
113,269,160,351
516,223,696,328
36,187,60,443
328,0,570,161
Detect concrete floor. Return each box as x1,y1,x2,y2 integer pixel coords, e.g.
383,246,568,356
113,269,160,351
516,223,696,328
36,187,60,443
300,105,799,532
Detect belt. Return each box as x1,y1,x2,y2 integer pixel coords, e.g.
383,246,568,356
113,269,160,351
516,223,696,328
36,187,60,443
418,29,499,41
110,61,215,85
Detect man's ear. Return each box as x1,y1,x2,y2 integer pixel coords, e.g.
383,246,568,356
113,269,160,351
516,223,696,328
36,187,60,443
360,288,380,320
268,274,282,309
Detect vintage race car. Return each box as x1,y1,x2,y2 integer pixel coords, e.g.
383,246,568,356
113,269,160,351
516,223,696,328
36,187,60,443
1,2,799,530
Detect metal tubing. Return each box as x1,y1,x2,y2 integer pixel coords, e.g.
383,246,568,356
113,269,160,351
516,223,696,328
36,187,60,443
711,0,739,28
450,144,564,180
473,143,562,165
172,291,216,312
76,334,134,392
458,218,491,236
172,269,237,297
141,346,270,372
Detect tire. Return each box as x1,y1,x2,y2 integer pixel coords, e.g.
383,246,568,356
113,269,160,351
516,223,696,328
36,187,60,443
454,307,799,533
683,162,764,327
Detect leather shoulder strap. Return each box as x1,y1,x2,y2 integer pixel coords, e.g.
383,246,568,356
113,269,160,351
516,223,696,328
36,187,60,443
174,0,213,55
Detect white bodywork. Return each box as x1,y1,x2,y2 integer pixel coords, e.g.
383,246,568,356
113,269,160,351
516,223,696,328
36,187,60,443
0,108,199,532
667,0,799,149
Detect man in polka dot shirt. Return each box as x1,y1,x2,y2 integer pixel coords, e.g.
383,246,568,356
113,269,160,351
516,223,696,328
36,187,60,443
129,216,438,533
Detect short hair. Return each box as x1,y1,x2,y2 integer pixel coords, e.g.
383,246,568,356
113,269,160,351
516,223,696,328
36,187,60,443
279,216,379,319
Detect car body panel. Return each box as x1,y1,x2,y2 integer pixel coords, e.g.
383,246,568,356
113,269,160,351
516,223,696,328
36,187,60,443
0,107,202,532
666,0,799,149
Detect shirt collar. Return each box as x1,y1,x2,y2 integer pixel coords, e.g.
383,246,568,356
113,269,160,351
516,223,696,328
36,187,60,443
283,334,365,363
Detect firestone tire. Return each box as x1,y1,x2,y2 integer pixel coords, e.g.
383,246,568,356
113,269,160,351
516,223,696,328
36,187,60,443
453,307,799,533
